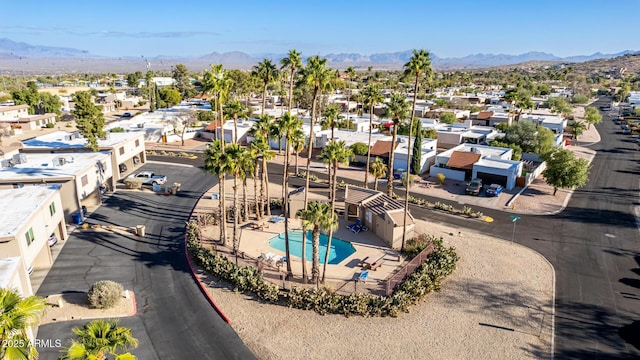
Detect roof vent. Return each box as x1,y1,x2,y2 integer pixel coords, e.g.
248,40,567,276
383,201,388,207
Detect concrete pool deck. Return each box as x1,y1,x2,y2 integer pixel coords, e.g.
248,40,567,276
196,183,403,290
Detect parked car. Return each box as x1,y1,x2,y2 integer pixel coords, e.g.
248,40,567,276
622,128,631,135
485,184,504,197
48,233,58,247
128,171,167,185
465,178,483,196
122,112,132,117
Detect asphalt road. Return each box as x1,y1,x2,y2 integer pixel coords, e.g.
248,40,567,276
149,100,640,359
36,163,256,360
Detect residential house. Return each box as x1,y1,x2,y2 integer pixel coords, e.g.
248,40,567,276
0,152,114,223
0,185,67,278
0,104,57,131
0,257,35,341
429,143,523,190
21,131,145,187
391,136,437,174
343,185,415,249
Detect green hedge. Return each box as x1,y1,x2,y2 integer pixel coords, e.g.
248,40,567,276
186,221,458,317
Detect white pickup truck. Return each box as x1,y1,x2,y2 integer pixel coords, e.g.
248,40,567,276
128,171,167,185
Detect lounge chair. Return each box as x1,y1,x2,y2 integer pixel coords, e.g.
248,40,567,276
346,219,361,231
357,271,369,283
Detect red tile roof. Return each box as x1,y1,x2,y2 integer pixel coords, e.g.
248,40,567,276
477,111,494,120
446,151,481,170
369,140,397,157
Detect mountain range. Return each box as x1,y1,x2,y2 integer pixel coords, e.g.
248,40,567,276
0,38,637,73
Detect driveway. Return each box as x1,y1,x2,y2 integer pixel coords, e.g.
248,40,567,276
35,163,255,360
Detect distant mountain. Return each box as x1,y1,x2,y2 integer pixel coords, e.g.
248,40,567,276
0,38,97,58
0,37,638,73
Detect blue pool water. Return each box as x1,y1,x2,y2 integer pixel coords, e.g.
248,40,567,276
268,230,355,265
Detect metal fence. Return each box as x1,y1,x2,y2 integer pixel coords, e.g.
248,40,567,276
383,242,435,296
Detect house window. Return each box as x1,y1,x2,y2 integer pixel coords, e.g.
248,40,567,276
81,175,88,186
49,202,56,216
119,147,125,155
25,228,34,246
135,139,140,147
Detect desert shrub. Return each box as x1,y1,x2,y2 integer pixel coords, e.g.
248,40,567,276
110,127,125,133
436,173,446,184
462,206,473,216
350,142,369,156
403,234,439,259
123,178,143,189
88,280,123,309
45,123,55,128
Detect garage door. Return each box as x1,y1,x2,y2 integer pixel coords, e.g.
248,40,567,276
476,172,507,187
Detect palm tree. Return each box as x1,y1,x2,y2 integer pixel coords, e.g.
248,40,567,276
298,55,334,208
297,201,338,285
0,288,45,360
385,93,410,197
62,319,138,360
280,49,302,112
320,104,342,142
201,64,233,142
369,157,387,191
252,59,280,116
238,145,255,224
277,112,303,278
319,140,352,282
290,128,305,175
362,84,384,188
204,140,228,245
570,120,587,140
223,100,245,143
250,115,275,217
222,143,246,257
345,66,356,120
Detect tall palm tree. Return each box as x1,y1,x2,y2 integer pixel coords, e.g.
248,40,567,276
369,157,387,191
290,128,305,175
345,66,356,120
0,288,45,360
298,55,334,208
204,140,227,245
252,59,280,116
250,115,275,217
201,64,233,142
280,49,302,112
62,319,138,360
385,93,410,197
278,111,303,278
223,100,245,143
402,50,432,252
222,143,247,257
362,84,384,188
319,140,352,282
297,201,338,285
238,145,255,224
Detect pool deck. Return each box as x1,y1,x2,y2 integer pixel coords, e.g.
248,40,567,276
196,185,403,291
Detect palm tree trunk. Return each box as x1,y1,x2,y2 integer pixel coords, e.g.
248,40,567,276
263,157,271,216
303,88,319,209
321,160,338,283
261,83,267,116
254,161,260,218
387,126,397,196
242,176,248,223
219,174,227,246
288,69,294,112
374,175,379,191
295,150,300,175
233,174,239,256
233,116,238,143
283,146,294,278
364,105,373,188
401,77,420,252
311,228,320,284
259,158,265,219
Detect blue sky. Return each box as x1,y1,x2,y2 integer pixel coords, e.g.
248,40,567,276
2,0,638,58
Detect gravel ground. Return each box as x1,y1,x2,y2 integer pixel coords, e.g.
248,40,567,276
40,292,136,325
198,219,553,360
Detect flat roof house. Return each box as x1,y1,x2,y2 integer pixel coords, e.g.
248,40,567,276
429,143,523,190
21,130,145,187
0,186,68,285
392,136,438,175
0,152,113,224
0,256,36,341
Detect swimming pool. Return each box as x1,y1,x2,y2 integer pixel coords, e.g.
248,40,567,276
268,230,355,265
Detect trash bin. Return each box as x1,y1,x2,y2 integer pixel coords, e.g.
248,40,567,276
136,225,146,237
152,184,161,192
172,182,181,193
72,212,83,225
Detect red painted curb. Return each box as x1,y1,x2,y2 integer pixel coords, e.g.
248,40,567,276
127,290,137,316
184,194,232,324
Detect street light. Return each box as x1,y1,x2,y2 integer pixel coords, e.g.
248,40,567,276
510,215,521,245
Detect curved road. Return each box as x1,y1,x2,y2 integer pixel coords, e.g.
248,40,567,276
36,164,256,359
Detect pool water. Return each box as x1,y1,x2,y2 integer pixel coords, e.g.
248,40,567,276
269,230,355,265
